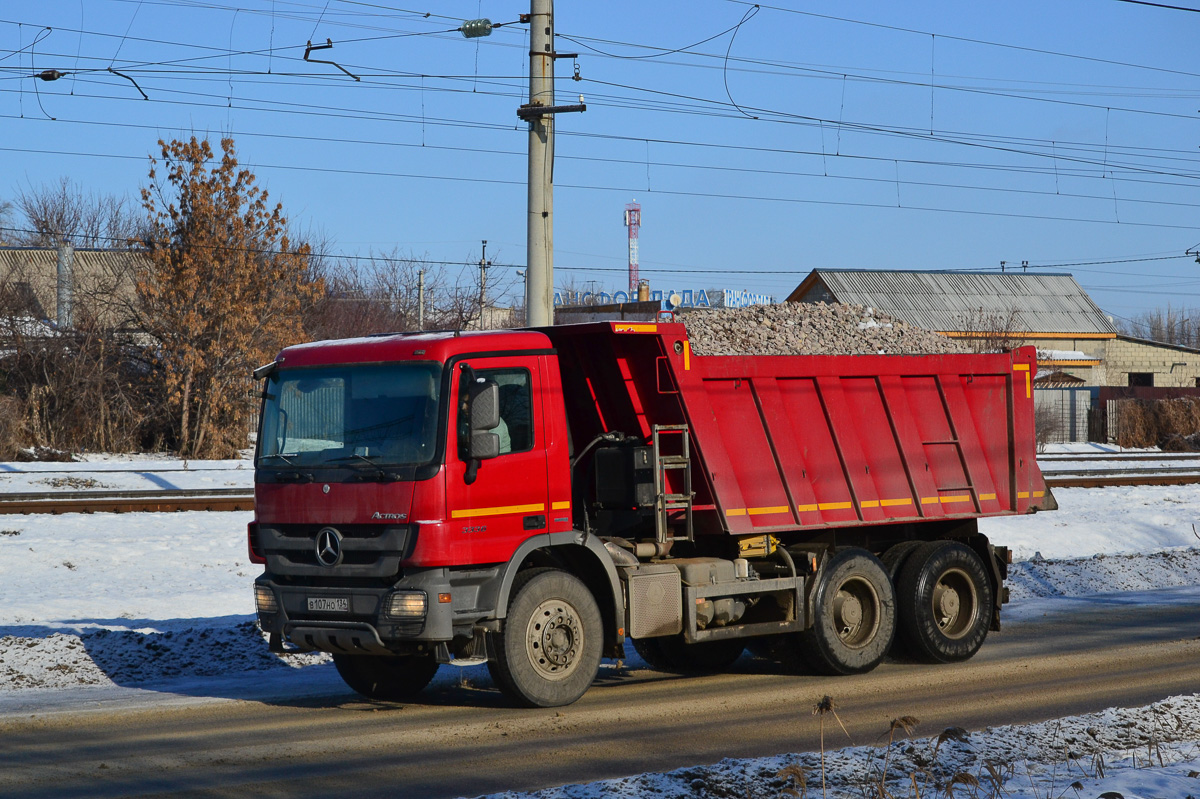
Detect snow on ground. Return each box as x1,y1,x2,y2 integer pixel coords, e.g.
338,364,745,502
1,449,1199,797
477,695,1200,799
0,458,252,493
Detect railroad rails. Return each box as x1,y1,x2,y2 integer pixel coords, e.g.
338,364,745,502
1041,452,1200,488
0,454,1197,514
0,488,254,514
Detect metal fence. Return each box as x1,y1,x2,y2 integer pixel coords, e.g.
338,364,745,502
1033,388,1093,443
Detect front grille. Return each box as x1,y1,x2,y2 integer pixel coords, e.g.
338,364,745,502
259,524,412,578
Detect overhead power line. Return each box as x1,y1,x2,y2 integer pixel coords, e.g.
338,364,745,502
727,0,1200,80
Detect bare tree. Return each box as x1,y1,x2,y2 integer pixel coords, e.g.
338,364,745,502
305,249,523,339
953,306,1026,353
11,177,139,247
1118,305,1200,348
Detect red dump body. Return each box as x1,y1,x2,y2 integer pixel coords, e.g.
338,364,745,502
547,321,1052,537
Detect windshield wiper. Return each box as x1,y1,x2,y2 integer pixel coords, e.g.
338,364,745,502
328,452,403,481
327,452,382,464
259,453,296,465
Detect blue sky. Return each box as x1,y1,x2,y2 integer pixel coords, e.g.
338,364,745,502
2,0,1199,322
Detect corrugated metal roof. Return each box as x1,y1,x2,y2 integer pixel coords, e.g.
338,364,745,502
0,247,141,327
788,269,1118,336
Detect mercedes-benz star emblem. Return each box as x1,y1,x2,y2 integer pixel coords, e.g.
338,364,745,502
315,527,343,567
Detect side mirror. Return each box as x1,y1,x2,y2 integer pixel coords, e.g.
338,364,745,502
469,381,500,434
458,370,500,484
470,432,500,460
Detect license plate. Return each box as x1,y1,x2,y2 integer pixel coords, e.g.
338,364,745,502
307,596,350,612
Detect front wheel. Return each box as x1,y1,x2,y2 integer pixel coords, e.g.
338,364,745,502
797,548,896,675
488,568,603,708
332,653,440,701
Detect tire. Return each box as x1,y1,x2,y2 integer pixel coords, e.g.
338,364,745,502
796,548,896,675
332,653,440,701
487,568,603,708
880,541,924,585
632,635,744,673
895,541,993,663
880,541,924,656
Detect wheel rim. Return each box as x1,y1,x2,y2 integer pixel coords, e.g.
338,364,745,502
931,567,978,639
831,576,880,649
525,598,584,681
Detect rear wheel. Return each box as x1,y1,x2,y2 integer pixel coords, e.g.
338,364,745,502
488,568,603,708
332,653,439,701
880,541,923,584
895,541,992,663
632,635,744,673
797,548,896,675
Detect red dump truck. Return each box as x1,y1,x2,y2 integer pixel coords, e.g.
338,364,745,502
249,321,1055,707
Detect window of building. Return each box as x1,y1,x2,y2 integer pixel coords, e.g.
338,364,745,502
1128,372,1154,387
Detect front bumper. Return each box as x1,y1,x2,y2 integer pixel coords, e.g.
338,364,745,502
255,566,501,657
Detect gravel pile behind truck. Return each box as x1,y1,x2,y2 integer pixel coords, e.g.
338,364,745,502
682,302,970,356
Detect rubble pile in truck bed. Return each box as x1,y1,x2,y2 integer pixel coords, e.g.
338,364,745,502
682,302,970,356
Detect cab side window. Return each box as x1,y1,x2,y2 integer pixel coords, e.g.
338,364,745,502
478,368,532,455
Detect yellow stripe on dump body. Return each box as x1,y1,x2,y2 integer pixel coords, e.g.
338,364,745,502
551,501,571,510
1014,363,1031,398
451,503,545,519
614,323,657,333
725,508,747,517
979,493,997,501
747,506,790,516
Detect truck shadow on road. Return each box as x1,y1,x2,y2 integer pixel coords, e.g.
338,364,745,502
0,617,947,710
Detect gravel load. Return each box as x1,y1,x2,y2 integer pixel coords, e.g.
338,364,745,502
682,302,969,356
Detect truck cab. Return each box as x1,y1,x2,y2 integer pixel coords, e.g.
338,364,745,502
250,330,621,707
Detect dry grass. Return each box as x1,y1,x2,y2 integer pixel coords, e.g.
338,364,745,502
1114,397,1200,449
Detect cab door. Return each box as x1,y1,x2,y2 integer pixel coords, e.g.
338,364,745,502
445,356,549,564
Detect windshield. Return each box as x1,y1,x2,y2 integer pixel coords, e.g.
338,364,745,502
257,362,443,468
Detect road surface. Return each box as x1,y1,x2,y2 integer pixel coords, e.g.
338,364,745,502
1,594,1197,799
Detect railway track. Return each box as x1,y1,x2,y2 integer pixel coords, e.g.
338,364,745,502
1039,451,1200,488
1,456,1198,514
0,488,253,514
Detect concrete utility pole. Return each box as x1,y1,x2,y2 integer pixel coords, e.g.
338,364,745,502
56,240,74,329
525,0,554,327
478,239,490,329
514,0,582,326
417,268,425,330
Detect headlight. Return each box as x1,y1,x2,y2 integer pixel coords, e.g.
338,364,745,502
255,585,278,614
385,591,427,618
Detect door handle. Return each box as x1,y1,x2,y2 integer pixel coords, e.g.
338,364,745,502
523,515,546,530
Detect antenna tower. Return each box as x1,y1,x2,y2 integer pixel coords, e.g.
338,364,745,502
624,201,641,294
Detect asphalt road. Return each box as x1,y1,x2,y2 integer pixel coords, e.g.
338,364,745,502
2,596,1198,799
